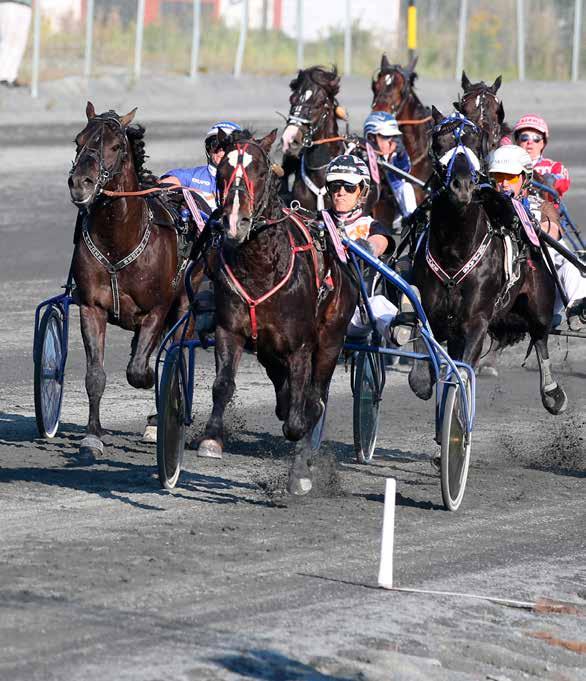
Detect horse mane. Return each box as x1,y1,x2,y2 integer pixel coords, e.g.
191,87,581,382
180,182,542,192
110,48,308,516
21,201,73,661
290,65,340,96
126,123,158,188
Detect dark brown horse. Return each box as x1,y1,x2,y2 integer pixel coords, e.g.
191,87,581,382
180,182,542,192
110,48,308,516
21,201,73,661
454,71,506,152
68,102,190,456
409,108,567,416
280,65,347,213
198,129,357,494
371,54,433,206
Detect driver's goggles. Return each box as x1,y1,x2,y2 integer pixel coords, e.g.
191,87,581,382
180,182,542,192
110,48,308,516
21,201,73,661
327,181,360,194
491,172,523,184
517,132,544,143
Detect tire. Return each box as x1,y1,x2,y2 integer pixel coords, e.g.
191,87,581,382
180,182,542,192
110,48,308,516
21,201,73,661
157,347,187,490
34,306,66,438
353,351,384,464
440,378,472,511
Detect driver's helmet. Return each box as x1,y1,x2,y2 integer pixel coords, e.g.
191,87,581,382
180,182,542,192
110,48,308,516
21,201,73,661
513,114,549,145
488,144,533,185
326,154,371,191
363,111,402,140
205,120,242,161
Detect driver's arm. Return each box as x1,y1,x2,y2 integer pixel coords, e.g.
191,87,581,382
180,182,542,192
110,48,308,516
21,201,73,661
158,175,181,187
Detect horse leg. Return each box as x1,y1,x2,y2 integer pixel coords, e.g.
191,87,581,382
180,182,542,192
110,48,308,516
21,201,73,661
79,304,107,456
198,328,245,458
127,307,168,389
534,336,567,415
265,363,289,422
409,337,434,400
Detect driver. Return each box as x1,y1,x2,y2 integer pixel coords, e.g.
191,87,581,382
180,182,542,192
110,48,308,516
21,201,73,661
488,145,586,331
363,110,417,220
323,154,416,344
160,120,242,214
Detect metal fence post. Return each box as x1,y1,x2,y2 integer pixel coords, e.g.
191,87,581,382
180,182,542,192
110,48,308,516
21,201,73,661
190,0,201,79
572,0,583,81
134,0,145,81
344,0,351,75
234,0,248,78
455,0,468,81
516,0,525,81
84,0,94,79
296,0,303,70
30,0,42,97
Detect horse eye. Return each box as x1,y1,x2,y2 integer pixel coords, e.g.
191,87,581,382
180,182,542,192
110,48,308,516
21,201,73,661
112,144,121,151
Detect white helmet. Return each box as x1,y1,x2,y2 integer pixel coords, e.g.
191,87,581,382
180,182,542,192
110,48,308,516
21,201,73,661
363,111,402,138
326,154,371,187
488,144,533,178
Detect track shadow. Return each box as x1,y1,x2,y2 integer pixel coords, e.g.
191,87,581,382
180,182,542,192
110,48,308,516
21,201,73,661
359,491,445,511
213,649,360,681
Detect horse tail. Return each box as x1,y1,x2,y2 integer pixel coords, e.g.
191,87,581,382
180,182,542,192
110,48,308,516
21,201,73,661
488,312,528,349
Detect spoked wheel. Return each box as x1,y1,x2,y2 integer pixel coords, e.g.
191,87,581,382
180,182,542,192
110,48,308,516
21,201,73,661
157,347,187,490
34,305,66,438
440,377,472,511
353,351,384,464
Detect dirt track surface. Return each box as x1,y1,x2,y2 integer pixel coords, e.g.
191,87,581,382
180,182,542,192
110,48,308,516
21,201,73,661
0,76,585,680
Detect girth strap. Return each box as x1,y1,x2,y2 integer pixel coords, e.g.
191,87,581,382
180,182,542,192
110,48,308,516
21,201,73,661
425,231,492,288
81,211,152,320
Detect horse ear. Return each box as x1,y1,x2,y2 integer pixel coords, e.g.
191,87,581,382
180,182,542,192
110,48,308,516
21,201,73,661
86,101,96,120
431,105,444,124
497,100,505,124
461,71,471,91
380,53,391,71
119,107,137,127
407,55,418,73
217,128,228,145
258,128,278,153
491,75,502,93
453,99,461,112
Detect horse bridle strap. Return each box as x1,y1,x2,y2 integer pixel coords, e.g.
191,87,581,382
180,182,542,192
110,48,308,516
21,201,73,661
219,216,319,342
81,205,152,320
425,231,492,288
301,155,327,211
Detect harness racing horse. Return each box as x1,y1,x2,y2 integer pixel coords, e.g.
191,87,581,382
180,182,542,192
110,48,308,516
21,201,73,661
280,66,348,212
408,109,567,416
197,129,357,495
371,54,433,207
68,103,190,457
454,71,506,153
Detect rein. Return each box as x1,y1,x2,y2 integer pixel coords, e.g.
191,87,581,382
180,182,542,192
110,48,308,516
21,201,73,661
398,115,432,126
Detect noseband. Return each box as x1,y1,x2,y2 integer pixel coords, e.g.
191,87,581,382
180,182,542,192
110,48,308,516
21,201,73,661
70,112,128,202
432,114,483,188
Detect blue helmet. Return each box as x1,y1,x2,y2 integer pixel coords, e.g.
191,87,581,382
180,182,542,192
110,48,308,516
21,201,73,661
205,120,242,142
363,111,401,138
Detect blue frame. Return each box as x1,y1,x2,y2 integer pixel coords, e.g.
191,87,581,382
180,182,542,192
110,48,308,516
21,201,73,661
532,180,585,253
34,291,75,382
156,242,476,444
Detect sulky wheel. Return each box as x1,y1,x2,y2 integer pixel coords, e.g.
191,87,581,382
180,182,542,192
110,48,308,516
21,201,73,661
353,351,384,464
440,378,472,511
157,347,187,490
34,305,66,438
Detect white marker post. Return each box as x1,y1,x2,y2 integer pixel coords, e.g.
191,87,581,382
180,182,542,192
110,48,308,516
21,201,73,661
377,477,396,589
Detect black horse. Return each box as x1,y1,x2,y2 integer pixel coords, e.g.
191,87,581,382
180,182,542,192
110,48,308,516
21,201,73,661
197,129,357,494
409,109,567,416
280,66,348,212
454,71,506,152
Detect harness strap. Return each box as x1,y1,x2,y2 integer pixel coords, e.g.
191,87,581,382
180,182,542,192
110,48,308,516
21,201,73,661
182,188,206,233
81,208,152,320
301,154,327,211
397,115,433,126
425,231,492,287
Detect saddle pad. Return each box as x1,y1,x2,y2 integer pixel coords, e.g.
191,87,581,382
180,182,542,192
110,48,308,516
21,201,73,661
512,198,540,247
366,143,381,185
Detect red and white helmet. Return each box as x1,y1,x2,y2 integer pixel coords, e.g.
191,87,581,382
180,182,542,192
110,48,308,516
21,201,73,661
513,114,549,143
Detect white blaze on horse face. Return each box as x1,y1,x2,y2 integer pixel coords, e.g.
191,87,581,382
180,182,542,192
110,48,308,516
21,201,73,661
302,89,313,101
281,124,301,153
226,149,253,170
385,74,393,86
228,190,240,238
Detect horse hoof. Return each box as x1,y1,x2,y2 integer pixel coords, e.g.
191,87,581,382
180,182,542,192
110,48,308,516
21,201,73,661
197,439,223,459
126,367,155,390
287,473,312,496
142,425,157,443
408,372,433,401
542,384,568,415
79,435,104,458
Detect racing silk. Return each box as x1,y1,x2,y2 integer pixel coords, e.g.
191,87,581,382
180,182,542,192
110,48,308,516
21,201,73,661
533,156,570,198
327,208,394,253
161,163,217,214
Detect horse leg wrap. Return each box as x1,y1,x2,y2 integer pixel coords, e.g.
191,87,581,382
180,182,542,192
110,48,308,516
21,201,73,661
80,435,104,454
539,357,557,392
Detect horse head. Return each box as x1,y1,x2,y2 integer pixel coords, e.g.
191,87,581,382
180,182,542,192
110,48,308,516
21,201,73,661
68,101,137,208
371,53,418,115
216,128,278,245
453,72,505,152
431,106,484,207
281,65,340,157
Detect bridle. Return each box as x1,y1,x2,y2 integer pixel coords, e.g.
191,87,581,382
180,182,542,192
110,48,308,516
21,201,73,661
69,112,129,204
458,87,502,151
431,114,484,189
371,66,412,117
287,83,336,147
218,139,274,234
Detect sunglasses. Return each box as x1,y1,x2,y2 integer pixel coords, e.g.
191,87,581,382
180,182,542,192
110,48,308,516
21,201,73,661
327,181,360,194
492,172,523,184
517,132,544,143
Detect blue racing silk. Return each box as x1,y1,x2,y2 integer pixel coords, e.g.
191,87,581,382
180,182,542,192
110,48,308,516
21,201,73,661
160,164,217,214
383,148,412,191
